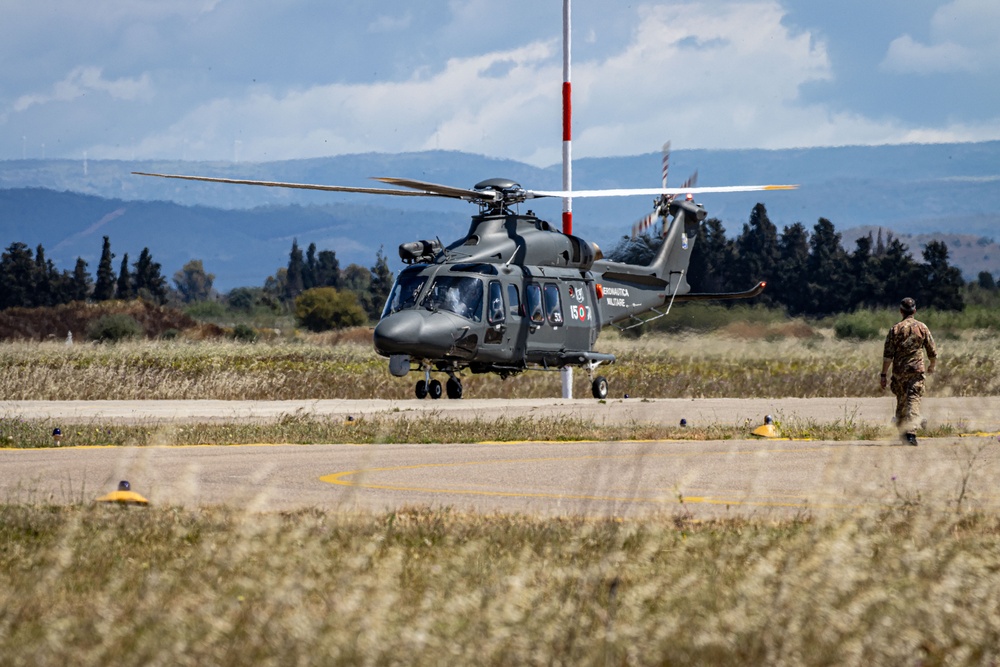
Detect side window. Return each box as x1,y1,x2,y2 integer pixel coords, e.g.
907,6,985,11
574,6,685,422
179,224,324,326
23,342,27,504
507,284,521,318
526,284,544,324
543,283,563,326
487,280,505,325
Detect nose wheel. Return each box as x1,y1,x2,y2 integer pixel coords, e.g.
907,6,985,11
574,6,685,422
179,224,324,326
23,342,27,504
414,370,462,399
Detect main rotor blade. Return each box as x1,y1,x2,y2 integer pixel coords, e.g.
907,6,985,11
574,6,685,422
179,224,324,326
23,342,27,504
131,172,436,197
372,177,500,202
528,184,798,199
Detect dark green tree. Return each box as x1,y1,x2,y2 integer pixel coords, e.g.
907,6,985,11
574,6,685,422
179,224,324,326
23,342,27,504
341,262,373,316
264,267,289,303
874,237,921,306
32,244,55,308
847,234,880,309
732,204,780,304
919,240,964,310
687,217,734,293
92,236,116,301
775,222,810,314
0,242,36,310
116,253,134,300
303,242,318,290
368,246,395,320
173,259,216,303
606,234,663,266
70,257,92,302
315,250,341,288
803,218,849,316
133,248,168,304
285,239,305,302
977,271,997,291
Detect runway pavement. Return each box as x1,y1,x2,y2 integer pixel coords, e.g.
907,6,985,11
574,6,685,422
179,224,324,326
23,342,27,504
4,396,1000,430
3,398,1000,518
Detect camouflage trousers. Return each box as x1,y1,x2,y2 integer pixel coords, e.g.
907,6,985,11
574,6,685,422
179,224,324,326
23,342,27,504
890,372,925,435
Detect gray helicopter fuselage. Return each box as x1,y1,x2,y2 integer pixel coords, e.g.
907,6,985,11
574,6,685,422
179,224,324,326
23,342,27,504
372,202,702,378
373,211,606,375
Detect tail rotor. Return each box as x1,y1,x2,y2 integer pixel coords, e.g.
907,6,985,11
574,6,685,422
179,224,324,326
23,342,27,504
630,142,698,239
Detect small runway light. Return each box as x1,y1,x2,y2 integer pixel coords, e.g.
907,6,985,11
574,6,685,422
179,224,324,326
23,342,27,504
751,415,778,438
96,480,149,506
52,428,62,446
679,419,688,427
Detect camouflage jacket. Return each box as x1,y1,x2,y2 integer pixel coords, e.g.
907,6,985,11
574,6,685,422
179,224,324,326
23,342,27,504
883,316,937,375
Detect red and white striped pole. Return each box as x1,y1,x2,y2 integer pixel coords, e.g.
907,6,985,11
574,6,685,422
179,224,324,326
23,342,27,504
561,0,572,236
561,0,573,398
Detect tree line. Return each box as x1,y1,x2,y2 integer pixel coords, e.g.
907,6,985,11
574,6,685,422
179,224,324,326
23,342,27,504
611,203,986,316
0,236,168,311
0,234,396,331
4,203,995,320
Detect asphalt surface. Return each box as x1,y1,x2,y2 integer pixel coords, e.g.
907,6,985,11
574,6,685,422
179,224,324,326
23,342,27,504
3,398,1000,518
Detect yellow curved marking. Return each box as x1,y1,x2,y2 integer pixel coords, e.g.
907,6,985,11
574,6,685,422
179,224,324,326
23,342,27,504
320,444,858,510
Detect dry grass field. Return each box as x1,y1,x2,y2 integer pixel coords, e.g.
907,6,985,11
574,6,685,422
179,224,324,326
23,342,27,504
2,504,1000,665
1,326,997,401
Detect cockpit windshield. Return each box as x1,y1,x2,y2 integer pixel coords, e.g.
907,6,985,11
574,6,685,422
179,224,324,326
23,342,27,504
421,275,483,322
381,269,428,319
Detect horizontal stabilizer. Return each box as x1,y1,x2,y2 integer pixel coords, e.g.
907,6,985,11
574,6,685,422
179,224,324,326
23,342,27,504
673,281,767,302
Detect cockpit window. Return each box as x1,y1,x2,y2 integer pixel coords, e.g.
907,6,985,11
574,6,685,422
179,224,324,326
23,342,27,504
422,275,484,322
381,269,428,319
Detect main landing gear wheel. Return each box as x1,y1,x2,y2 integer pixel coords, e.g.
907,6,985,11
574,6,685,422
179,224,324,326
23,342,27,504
591,376,609,399
446,377,463,399
428,379,443,399
415,380,428,399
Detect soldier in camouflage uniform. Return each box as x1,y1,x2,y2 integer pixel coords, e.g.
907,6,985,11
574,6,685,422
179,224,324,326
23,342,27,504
880,297,937,445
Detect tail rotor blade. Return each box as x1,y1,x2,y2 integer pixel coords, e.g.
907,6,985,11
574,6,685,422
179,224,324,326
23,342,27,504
631,211,657,239
661,141,670,189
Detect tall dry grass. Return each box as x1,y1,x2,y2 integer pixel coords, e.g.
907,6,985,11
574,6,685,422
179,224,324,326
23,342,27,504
1,329,997,400
2,504,999,665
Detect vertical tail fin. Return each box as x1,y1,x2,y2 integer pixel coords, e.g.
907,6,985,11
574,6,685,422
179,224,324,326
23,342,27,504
648,198,705,287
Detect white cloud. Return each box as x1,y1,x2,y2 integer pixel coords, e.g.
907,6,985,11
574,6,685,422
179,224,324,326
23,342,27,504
101,41,561,163
45,0,1000,165
568,2,833,154
13,66,152,113
880,0,1000,74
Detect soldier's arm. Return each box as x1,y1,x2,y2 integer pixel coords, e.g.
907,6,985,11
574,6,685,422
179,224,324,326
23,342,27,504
881,331,893,388
925,325,937,373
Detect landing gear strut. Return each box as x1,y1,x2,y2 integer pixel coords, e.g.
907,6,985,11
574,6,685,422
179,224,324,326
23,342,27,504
446,375,463,399
585,359,610,399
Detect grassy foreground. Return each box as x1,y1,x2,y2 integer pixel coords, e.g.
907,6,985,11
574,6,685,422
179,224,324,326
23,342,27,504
2,504,999,666
1,328,998,400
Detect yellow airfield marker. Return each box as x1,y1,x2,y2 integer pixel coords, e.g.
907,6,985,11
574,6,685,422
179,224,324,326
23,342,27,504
95,480,149,506
751,415,779,438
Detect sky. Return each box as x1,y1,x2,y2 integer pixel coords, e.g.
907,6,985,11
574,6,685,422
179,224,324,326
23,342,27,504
3,0,1000,168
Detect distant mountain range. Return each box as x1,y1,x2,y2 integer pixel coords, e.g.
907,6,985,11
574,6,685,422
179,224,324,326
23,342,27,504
1,142,998,290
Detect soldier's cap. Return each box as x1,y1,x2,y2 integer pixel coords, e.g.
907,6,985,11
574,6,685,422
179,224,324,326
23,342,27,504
900,297,916,314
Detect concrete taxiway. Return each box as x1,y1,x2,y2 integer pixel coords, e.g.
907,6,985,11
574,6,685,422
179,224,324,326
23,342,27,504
2,398,999,518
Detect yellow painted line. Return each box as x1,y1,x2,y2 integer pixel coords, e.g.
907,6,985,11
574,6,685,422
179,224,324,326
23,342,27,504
320,444,857,510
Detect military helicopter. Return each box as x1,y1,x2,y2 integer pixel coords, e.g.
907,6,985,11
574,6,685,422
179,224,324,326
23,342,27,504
135,162,794,399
